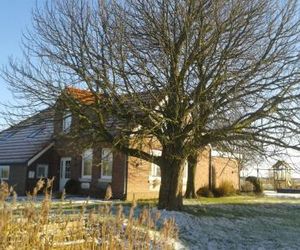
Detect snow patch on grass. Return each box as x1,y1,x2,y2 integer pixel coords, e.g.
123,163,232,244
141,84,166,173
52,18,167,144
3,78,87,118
157,202,300,250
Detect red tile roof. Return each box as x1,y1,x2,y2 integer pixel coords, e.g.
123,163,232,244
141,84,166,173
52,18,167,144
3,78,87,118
65,87,99,105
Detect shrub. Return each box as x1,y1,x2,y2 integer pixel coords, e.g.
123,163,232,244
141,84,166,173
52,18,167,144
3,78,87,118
64,179,81,195
245,176,263,194
197,186,214,197
241,181,255,192
213,181,236,197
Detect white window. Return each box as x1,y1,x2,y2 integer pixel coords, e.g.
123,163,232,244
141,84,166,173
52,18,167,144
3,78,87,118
183,160,188,180
36,164,48,178
82,149,93,178
150,150,162,178
0,166,9,180
101,148,113,179
62,111,72,133
28,171,35,179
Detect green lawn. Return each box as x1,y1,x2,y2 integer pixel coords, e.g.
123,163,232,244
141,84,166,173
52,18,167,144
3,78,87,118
185,194,300,205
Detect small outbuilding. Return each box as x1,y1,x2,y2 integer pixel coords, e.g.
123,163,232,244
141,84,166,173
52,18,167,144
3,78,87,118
271,160,292,189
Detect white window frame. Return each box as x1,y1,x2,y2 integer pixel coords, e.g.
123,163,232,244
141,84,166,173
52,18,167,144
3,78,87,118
183,160,188,181
81,149,93,179
36,164,48,178
101,148,113,180
0,165,10,180
62,111,72,133
149,150,162,180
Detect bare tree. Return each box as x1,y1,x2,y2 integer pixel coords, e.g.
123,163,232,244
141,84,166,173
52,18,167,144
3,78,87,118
2,0,300,210
185,150,199,198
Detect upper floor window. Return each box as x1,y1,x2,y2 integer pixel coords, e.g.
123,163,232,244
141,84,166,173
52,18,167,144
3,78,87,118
150,150,161,178
36,164,48,178
82,149,93,178
62,111,72,133
0,166,9,180
101,148,113,179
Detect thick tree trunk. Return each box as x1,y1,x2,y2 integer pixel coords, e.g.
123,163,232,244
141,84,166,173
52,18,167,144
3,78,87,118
158,158,185,211
185,154,198,198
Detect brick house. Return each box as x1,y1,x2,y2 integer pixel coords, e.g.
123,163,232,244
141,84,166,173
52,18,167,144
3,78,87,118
0,89,240,198
0,109,59,194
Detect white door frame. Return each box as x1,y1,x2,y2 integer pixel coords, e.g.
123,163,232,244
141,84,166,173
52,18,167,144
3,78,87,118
60,157,71,191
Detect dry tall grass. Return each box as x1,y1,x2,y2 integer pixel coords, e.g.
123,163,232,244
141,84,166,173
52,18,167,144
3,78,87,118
0,180,177,249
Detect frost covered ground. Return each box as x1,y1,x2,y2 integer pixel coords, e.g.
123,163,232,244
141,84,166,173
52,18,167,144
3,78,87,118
158,196,300,250
10,195,300,249
264,190,300,199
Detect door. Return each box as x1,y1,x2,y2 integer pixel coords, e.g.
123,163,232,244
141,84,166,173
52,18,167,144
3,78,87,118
60,157,71,191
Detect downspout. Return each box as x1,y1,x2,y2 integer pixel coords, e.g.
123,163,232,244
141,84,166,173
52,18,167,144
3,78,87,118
123,154,128,200
238,161,241,191
208,144,213,191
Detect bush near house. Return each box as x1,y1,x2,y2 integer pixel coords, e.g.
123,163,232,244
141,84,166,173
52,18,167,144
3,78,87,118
241,181,255,192
197,181,237,198
197,186,214,198
245,176,263,194
64,179,81,195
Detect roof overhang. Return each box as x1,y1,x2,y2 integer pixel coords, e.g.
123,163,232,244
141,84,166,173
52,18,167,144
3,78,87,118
27,142,54,166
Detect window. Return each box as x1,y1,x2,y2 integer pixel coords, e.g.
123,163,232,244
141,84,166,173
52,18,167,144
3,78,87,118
0,166,9,180
63,159,71,179
28,171,35,179
62,111,72,133
0,131,17,141
183,160,188,180
150,150,161,178
149,151,187,180
101,148,113,179
28,128,44,138
82,149,93,178
36,164,48,178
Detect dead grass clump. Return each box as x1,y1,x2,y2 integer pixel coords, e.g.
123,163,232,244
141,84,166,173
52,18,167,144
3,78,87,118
0,180,177,249
214,181,236,197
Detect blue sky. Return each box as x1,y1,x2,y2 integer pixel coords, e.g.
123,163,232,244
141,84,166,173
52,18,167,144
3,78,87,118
0,0,39,128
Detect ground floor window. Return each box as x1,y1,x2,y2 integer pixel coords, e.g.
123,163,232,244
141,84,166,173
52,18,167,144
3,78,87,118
183,160,188,180
150,150,162,178
36,164,48,178
101,148,113,179
0,165,9,180
149,152,188,180
82,149,93,178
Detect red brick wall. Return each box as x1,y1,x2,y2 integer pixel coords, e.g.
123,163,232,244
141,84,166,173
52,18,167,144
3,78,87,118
126,147,240,200
194,149,210,191
212,156,239,189
54,142,126,198
126,155,159,200
126,138,162,200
